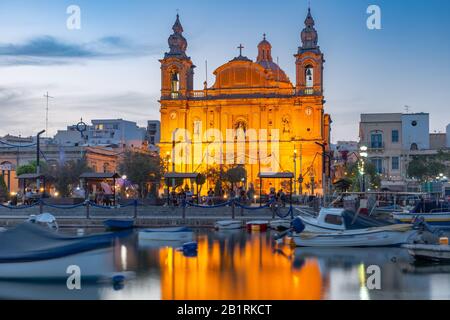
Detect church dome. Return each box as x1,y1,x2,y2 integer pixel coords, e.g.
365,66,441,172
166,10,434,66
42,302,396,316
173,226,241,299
256,34,290,83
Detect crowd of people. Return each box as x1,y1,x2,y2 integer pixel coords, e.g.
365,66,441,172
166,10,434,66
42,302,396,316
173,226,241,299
165,183,290,207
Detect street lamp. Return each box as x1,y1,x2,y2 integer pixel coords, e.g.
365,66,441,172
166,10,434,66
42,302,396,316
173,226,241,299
359,146,368,192
293,149,298,195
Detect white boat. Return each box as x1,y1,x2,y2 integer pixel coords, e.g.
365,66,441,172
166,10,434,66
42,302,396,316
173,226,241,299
214,220,242,230
0,248,115,281
28,213,59,231
138,227,193,242
295,207,391,232
292,223,418,248
0,227,6,233
0,223,116,281
403,244,450,262
269,219,291,231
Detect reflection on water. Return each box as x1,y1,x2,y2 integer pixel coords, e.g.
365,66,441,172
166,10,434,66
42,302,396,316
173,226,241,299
2,229,450,300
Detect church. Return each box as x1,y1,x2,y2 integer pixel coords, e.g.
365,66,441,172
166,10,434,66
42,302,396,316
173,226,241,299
159,8,331,195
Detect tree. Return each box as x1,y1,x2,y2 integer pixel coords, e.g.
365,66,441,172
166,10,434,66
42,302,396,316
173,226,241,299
407,152,450,181
224,166,247,189
119,151,162,199
0,175,9,202
196,173,207,194
48,158,92,197
343,162,381,192
16,161,49,176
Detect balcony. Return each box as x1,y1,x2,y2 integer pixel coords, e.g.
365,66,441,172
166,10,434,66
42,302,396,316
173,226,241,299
368,142,385,152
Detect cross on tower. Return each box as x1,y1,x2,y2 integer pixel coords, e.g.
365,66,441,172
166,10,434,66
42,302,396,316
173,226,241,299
237,44,244,56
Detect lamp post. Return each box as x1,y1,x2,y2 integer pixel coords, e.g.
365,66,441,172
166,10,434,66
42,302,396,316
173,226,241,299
293,149,298,195
359,146,368,193
315,142,327,199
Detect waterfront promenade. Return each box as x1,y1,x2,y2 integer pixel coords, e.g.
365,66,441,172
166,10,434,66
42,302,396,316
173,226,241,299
0,204,284,228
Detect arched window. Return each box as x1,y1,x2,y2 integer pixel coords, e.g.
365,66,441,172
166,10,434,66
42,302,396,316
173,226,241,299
410,143,418,151
305,65,314,88
370,131,383,149
171,71,179,93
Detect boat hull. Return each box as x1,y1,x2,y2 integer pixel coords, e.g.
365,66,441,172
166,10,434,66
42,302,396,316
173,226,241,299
103,219,135,231
0,248,115,281
246,221,269,232
293,228,417,248
214,220,242,230
269,220,291,231
394,213,450,228
138,228,193,242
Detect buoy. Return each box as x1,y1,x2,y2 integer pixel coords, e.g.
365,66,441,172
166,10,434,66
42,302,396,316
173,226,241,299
112,274,126,291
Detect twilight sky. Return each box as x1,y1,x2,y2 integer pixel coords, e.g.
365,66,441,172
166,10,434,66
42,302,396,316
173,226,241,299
0,0,449,142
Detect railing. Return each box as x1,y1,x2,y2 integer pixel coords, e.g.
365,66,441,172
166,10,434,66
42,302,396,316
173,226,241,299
163,87,322,100
368,143,385,151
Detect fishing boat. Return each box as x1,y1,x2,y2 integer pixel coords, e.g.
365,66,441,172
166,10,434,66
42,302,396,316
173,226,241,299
269,220,291,231
138,227,194,242
295,207,391,232
403,240,450,263
103,219,135,231
214,220,242,230
246,221,269,232
0,223,115,281
291,218,419,248
393,201,450,228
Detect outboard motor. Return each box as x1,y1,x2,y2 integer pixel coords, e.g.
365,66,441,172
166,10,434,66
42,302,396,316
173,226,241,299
292,218,306,234
412,216,442,245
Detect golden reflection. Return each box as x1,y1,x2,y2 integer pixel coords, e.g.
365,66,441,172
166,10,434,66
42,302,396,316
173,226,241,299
158,234,324,300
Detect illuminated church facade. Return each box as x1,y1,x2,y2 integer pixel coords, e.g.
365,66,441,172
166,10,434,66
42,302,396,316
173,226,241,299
159,9,331,195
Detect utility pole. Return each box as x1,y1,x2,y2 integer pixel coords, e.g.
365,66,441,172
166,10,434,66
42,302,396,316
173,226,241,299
36,130,46,191
44,92,54,138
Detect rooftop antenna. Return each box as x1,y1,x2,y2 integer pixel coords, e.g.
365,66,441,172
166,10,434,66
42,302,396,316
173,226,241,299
44,92,54,138
404,105,411,114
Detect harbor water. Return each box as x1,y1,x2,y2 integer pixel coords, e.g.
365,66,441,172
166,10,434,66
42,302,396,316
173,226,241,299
1,229,450,300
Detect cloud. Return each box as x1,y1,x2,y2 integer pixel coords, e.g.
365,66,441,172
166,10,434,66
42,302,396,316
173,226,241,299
0,36,162,66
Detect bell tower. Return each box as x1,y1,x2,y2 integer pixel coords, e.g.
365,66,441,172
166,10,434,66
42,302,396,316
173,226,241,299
160,14,195,99
295,8,324,95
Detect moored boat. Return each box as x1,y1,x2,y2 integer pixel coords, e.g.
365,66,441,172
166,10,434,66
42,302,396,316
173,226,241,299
0,223,116,281
394,201,450,228
269,219,291,231
138,227,194,242
246,221,269,232
295,207,391,232
403,243,450,262
214,220,242,230
27,213,58,231
394,212,450,228
103,219,135,231
290,217,419,248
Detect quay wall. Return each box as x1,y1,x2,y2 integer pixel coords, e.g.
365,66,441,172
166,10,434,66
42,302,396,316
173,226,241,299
0,205,277,228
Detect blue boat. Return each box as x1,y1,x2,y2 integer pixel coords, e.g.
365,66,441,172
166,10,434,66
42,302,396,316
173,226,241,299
103,219,135,231
394,201,450,229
